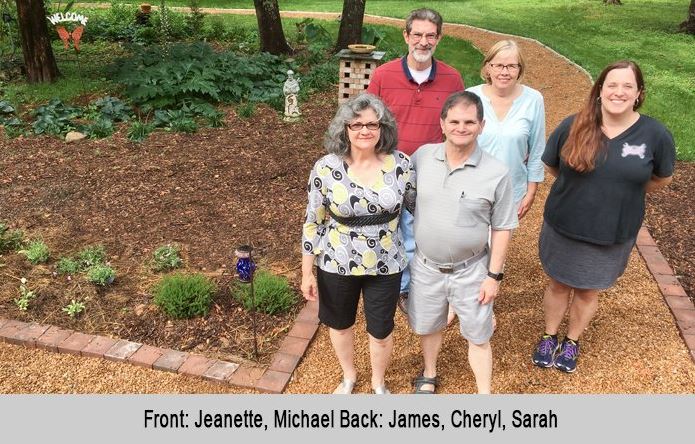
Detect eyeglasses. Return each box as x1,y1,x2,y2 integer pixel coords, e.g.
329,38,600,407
347,122,381,131
408,32,439,43
489,63,521,72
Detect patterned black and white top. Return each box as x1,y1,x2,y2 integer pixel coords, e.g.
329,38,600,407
302,151,416,276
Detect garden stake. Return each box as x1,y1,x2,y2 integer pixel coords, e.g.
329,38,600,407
235,245,258,359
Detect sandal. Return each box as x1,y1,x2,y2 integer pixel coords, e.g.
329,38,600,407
373,385,391,394
413,374,440,394
333,378,356,394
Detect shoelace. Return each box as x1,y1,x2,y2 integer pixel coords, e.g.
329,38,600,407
538,336,557,354
560,342,578,360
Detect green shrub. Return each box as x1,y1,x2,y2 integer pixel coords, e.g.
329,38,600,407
0,223,24,253
152,244,183,272
31,99,82,136
56,257,80,275
153,273,216,319
91,96,132,122
111,42,291,110
186,0,206,38
19,239,50,264
77,244,106,270
236,102,255,119
0,100,21,129
232,270,296,315
84,118,115,139
84,3,140,43
205,16,227,41
86,264,116,286
127,120,155,142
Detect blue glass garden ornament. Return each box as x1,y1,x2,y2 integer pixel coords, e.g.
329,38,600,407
235,245,256,283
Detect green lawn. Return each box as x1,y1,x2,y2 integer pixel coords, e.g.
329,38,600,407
2,40,127,109
113,0,692,160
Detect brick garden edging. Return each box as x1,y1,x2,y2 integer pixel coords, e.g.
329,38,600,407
635,226,695,362
0,300,319,393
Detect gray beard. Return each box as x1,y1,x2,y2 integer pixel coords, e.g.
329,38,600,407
412,47,435,63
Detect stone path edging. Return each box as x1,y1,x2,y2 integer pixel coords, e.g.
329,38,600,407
0,300,319,393
636,226,695,362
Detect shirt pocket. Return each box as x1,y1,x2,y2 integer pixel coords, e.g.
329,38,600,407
456,197,491,228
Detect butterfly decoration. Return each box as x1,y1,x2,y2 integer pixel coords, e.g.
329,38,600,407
55,25,84,52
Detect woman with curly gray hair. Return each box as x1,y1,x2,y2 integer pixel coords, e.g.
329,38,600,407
301,93,415,394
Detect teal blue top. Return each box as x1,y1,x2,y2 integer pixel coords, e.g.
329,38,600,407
467,84,546,202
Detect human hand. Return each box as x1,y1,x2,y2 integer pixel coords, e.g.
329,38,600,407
517,193,535,220
301,274,318,301
478,277,499,305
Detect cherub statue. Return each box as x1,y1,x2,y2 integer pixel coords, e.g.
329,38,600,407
283,70,301,121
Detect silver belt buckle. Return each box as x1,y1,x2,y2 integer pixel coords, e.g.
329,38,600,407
438,266,454,273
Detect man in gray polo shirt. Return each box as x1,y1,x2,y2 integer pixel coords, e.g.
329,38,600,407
406,91,517,394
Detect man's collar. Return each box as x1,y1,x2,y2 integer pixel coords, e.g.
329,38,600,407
434,143,483,167
401,56,437,83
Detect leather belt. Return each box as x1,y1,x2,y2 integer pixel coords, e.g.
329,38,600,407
416,248,488,274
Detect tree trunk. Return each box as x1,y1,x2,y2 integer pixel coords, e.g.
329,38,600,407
15,0,60,83
252,0,292,55
335,0,366,51
679,0,695,34
603,0,622,5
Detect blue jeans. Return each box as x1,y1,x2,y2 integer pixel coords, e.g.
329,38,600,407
399,209,415,293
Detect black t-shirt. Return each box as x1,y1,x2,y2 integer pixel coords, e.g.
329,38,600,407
542,114,675,245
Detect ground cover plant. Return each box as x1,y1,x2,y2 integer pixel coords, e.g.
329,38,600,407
153,272,216,318
0,222,24,253
232,270,296,315
152,244,183,271
19,240,50,265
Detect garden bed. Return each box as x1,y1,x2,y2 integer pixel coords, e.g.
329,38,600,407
0,91,335,365
645,161,695,304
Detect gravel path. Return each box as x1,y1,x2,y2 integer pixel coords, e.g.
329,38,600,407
2,10,693,394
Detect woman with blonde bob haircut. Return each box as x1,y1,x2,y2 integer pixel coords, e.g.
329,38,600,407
532,60,675,374
465,40,546,327
468,40,544,219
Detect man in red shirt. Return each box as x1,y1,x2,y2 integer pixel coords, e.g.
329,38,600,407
367,8,465,319
367,8,465,156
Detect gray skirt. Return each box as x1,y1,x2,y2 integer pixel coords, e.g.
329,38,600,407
539,221,635,290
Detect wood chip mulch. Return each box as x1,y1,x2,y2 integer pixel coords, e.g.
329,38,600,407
1,13,693,394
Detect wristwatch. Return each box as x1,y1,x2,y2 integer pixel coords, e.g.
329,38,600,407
487,271,504,281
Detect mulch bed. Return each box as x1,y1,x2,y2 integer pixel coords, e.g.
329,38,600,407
645,161,695,303
0,91,335,365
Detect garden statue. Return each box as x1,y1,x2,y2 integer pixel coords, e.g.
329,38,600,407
283,70,301,122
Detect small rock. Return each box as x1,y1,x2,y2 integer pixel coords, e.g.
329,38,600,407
65,131,86,143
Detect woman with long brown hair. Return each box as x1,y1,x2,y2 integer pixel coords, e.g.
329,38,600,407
532,60,676,373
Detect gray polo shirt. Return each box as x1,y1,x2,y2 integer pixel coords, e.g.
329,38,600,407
412,143,518,264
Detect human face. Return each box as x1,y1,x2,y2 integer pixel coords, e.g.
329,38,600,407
600,67,640,117
347,108,381,153
486,48,521,89
404,19,440,65
440,103,485,150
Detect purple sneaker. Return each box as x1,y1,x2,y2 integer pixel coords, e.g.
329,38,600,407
532,334,559,368
554,339,580,373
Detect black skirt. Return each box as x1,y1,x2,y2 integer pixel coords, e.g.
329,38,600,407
539,222,635,290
